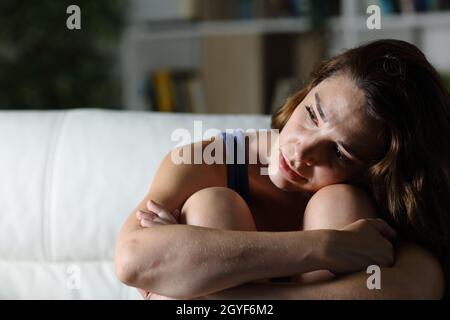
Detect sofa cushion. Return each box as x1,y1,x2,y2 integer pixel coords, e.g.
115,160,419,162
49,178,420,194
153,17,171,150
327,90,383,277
0,109,270,299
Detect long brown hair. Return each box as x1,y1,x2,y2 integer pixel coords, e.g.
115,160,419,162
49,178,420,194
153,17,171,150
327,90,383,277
272,39,450,298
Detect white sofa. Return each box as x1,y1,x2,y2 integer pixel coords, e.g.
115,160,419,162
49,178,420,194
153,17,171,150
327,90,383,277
0,109,270,299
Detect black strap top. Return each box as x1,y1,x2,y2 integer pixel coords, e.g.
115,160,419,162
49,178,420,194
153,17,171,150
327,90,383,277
221,131,250,204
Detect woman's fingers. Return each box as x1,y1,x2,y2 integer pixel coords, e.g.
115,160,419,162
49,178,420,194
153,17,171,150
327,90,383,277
140,216,172,227
137,209,175,224
135,200,180,227
147,200,178,223
136,209,157,220
140,218,155,227
370,218,397,239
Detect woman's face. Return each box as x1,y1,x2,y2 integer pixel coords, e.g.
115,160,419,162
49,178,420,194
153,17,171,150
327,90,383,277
268,73,385,193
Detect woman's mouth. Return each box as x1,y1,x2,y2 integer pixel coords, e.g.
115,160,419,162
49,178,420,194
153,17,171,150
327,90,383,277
279,153,308,183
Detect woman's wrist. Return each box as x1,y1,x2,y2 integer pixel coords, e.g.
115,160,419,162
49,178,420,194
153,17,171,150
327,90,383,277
293,229,332,273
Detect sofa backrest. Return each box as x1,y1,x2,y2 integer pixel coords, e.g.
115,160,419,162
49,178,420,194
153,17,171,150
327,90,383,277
0,109,270,299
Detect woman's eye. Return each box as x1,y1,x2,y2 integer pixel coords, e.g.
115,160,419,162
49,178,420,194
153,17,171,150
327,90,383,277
305,105,318,126
334,145,348,162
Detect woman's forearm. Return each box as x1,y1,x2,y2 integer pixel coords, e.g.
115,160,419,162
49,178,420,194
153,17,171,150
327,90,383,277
202,272,378,300
204,269,417,300
116,224,327,299
204,243,445,300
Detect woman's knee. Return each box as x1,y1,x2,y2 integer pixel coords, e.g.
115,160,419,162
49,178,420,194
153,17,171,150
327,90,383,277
181,187,256,231
295,184,378,284
302,184,377,231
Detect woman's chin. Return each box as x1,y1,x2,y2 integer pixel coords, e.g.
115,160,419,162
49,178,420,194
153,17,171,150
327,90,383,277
269,173,307,192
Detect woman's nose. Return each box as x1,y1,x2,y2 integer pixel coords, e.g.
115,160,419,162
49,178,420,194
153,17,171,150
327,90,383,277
283,139,316,167
293,144,314,167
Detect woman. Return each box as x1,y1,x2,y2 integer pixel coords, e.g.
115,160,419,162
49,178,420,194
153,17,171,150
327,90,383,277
115,39,449,299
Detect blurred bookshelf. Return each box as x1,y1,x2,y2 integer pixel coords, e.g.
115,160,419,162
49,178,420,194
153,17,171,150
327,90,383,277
121,0,450,114
329,0,450,51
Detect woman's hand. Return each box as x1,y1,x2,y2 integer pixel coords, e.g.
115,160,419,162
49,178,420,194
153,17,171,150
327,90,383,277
135,200,181,300
136,200,180,228
322,218,397,275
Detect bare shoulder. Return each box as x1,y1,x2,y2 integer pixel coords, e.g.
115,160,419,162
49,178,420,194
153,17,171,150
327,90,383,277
117,136,227,240
149,135,227,212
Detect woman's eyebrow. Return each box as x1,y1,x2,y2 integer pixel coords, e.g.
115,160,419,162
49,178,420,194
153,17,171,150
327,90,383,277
314,92,368,164
314,93,327,123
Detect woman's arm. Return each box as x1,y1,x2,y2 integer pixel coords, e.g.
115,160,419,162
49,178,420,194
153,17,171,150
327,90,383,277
117,222,328,298
115,140,330,298
116,140,396,299
204,242,445,300
118,205,396,299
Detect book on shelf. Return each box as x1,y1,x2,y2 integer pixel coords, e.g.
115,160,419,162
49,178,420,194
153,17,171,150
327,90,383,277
130,0,200,22
186,76,207,113
152,70,174,112
254,0,315,18
364,0,449,14
196,0,237,20
253,0,300,18
131,0,450,23
196,0,313,20
236,0,254,19
142,69,206,113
